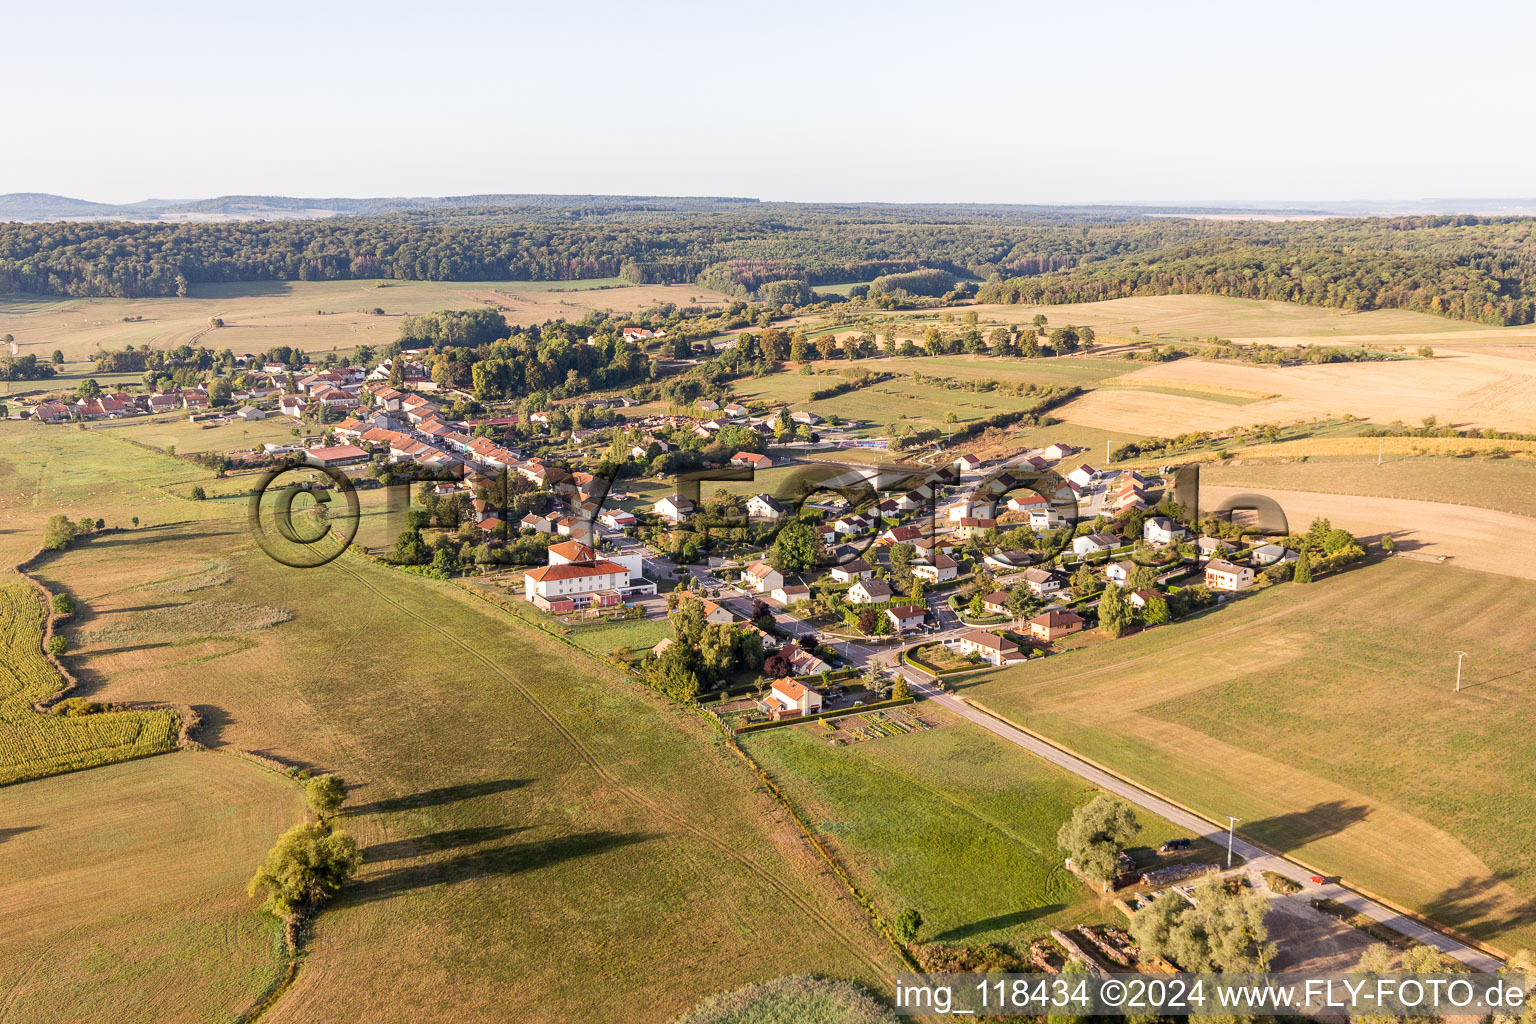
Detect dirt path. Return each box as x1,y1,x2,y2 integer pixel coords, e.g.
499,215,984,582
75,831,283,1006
1201,485,1536,580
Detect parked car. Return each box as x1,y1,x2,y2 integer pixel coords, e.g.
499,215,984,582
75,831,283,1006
1159,838,1192,853
1308,875,1328,885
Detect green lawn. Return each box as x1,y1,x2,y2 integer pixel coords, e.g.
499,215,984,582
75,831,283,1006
744,709,1196,949
92,413,307,455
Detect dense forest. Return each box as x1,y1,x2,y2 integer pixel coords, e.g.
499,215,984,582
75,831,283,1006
2,203,1533,324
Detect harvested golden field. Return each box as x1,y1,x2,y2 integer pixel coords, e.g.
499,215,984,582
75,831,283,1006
1200,484,1536,580
1224,436,1536,459
1199,457,1536,514
950,295,1536,346
0,752,305,1023
1107,351,1536,433
1053,388,1261,435
0,278,733,362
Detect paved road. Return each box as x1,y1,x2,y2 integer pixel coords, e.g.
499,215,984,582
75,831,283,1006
894,672,1501,972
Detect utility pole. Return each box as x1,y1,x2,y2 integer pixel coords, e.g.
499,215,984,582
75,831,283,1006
1455,651,1467,692
1378,439,1383,466
1226,815,1242,868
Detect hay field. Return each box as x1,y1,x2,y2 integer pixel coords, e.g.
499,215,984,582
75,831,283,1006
20,493,893,1023
745,708,1199,949
1095,351,1536,434
1053,389,1264,436
0,420,233,566
0,753,304,1023
0,279,734,362
1200,457,1536,515
962,559,1536,952
951,295,1536,347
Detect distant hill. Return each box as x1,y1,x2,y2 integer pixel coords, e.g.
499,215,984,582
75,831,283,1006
0,193,763,223
0,193,173,220
8,191,1536,224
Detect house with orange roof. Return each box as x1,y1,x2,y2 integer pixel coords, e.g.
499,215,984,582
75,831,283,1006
762,677,823,720
523,559,629,613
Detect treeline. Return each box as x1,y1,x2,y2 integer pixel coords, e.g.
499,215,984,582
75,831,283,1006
870,268,956,297
466,324,648,401
806,371,892,402
5,207,1536,326
977,220,1536,326
1200,338,1398,365
1,354,57,380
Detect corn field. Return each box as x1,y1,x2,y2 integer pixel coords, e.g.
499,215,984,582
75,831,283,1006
0,582,178,786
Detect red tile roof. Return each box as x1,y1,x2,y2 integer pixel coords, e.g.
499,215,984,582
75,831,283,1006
525,560,626,582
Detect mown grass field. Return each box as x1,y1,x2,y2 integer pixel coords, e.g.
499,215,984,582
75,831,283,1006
0,752,305,1024
850,355,1134,388
960,559,1536,952
675,977,897,1024
91,412,309,455
744,709,1196,949
1200,456,1536,518
0,278,733,363
0,581,180,785
3,420,895,1024
0,421,233,566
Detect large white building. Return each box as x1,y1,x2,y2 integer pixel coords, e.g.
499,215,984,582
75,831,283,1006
523,560,629,612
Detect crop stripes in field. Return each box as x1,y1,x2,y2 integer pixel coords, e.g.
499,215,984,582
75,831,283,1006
331,559,896,984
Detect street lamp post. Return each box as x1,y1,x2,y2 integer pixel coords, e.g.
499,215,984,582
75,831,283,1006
1455,651,1467,692
1226,815,1242,868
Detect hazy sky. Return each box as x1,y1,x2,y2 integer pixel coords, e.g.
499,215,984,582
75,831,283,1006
10,0,1536,204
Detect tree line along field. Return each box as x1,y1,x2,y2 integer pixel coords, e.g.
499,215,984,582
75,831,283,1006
7,472,896,1024
959,558,1536,953
743,710,1201,952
